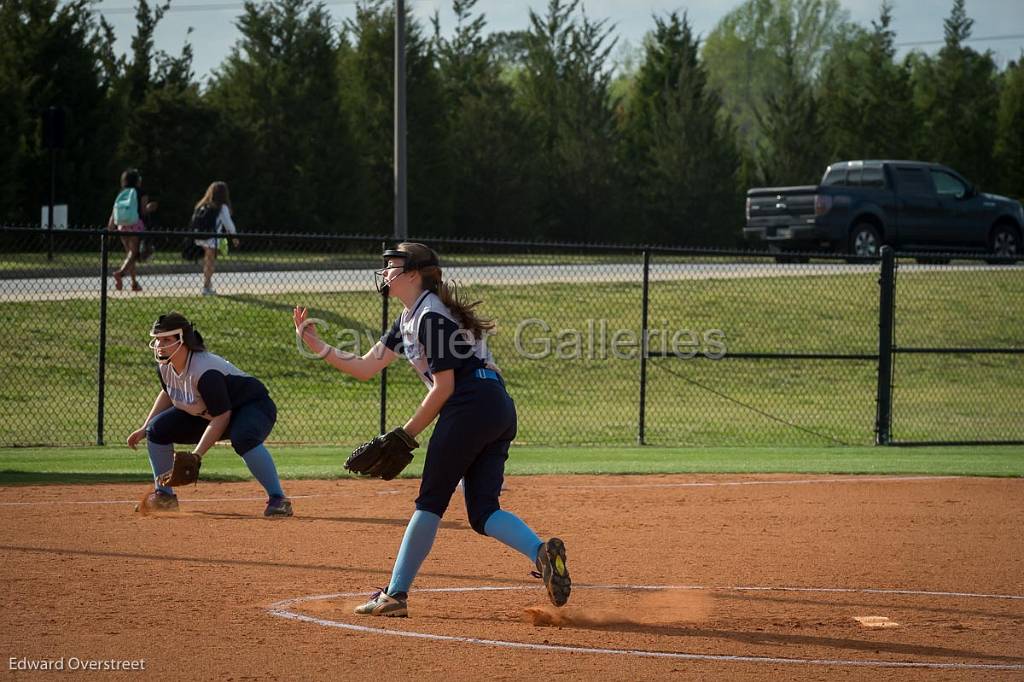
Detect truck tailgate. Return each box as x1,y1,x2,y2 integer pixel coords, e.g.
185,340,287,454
747,185,817,223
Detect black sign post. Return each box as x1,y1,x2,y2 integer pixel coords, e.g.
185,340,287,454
42,106,65,261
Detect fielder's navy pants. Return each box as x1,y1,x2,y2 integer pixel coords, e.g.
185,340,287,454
146,396,277,455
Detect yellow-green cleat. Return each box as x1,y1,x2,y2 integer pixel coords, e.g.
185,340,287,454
536,537,571,607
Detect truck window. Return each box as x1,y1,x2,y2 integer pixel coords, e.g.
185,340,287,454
822,167,846,186
929,170,968,199
895,167,931,194
862,165,885,188
846,166,863,186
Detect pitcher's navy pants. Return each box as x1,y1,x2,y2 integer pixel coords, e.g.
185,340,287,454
415,373,516,535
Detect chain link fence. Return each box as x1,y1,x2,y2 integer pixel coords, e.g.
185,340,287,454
888,255,1024,444
0,226,1020,447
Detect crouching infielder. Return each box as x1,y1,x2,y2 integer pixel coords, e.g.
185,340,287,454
293,242,570,617
127,312,292,517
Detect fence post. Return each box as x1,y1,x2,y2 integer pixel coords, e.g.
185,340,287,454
637,248,650,445
379,243,389,435
875,245,896,445
97,230,110,445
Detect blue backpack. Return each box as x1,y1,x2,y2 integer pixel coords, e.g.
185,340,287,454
113,188,139,225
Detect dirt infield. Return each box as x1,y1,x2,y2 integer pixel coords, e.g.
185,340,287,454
2,474,1022,680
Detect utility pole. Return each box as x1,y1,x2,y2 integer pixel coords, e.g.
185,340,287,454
394,0,408,240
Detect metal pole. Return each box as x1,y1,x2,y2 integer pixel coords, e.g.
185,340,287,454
394,0,407,240
875,246,896,445
47,147,55,261
380,243,390,434
97,232,110,445
637,249,651,445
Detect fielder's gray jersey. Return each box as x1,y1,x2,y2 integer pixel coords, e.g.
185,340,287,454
381,290,494,388
157,351,268,419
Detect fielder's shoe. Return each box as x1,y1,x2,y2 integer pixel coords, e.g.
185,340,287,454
264,496,293,518
201,287,216,296
354,589,408,617
112,270,123,291
534,537,571,607
135,490,179,513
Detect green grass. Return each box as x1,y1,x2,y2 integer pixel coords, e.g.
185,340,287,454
1,266,1021,447
0,444,1021,485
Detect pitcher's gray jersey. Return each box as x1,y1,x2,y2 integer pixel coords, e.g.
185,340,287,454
381,290,493,388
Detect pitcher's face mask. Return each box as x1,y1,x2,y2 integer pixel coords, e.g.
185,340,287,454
149,329,184,364
374,252,410,297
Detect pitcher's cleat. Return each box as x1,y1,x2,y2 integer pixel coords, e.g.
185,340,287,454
135,490,179,513
354,589,408,617
264,496,293,518
535,537,571,607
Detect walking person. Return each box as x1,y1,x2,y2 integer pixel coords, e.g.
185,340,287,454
293,242,570,617
127,312,293,517
107,168,152,292
190,181,239,296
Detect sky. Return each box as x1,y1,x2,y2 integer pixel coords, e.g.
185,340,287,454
90,0,1024,83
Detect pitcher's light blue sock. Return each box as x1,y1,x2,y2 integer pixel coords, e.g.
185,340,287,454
387,510,442,596
147,440,175,495
484,509,544,562
242,444,284,498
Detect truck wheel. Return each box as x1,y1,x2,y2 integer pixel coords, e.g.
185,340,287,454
986,224,1020,264
846,223,881,262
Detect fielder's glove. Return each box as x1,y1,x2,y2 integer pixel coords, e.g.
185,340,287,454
345,427,419,480
157,451,203,487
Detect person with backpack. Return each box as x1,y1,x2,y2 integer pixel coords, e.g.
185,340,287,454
190,181,240,296
107,169,152,292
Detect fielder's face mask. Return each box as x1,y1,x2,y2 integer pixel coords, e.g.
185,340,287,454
149,328,184,365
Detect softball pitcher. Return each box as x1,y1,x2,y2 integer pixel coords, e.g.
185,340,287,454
293,242,570,617
127,312,292,517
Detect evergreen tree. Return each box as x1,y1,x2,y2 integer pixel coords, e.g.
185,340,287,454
752,38,826,186
434,0,533,238
111,4,225,228
209,0,362,232
0,0,120,223
994,56,1024,200
338,0,449,236
910,0,999,186
518,0,622,241
818,2,916,161
623,12,740,246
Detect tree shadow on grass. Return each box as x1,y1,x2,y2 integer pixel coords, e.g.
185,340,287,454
220,294,371,333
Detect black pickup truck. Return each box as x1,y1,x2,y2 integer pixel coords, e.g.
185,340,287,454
743,160,1023,261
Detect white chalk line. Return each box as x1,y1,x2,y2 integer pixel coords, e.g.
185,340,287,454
553,474,977,490
0,474,992,506
266,584,1024,672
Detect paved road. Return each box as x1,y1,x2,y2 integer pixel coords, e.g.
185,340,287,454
0,261,1018,302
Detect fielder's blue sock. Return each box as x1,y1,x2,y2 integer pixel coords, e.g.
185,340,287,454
241,444,285,498
147,440,175,495
483,509,544,562
387,510,442,596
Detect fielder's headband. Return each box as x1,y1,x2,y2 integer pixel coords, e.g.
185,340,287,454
150,327,184,339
